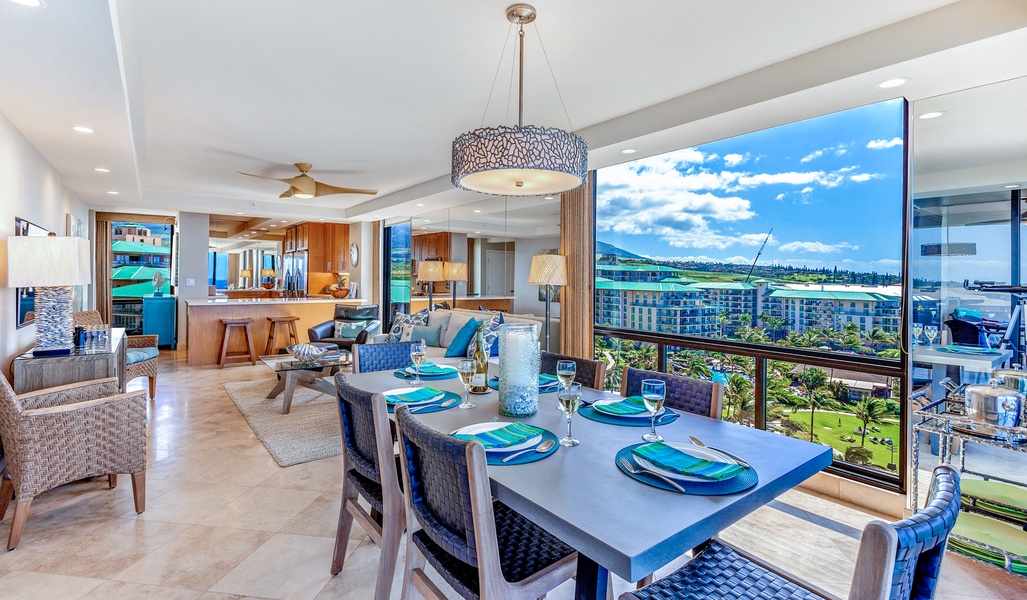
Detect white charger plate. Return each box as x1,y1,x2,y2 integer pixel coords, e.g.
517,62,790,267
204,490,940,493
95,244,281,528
383,387,445,406
452,422,542,453
592,397,664,419
634,442,739,482
405,365,458,375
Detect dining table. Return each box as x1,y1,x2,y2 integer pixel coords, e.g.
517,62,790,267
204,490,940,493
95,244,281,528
342,360,833,600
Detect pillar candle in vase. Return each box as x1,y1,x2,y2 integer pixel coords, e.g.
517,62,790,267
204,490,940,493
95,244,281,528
497,323,540,417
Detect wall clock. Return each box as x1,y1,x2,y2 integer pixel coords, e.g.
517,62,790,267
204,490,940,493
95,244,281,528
350,242,359,267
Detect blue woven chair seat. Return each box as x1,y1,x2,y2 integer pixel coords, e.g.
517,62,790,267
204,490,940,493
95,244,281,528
630,540,826,600
412,500,576,600
126,347,159,365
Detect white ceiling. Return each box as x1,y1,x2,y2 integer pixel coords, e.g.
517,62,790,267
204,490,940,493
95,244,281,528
1,0,1026,230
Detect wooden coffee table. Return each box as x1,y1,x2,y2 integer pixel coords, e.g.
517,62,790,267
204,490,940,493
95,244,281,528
260,350,351,414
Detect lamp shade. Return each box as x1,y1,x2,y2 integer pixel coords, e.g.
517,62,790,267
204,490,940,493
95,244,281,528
417,260,446,282
261,268,276,278
239,268,253,278
443,261,468,282
528,254,567,286
452,125,588,196
7,235,90,287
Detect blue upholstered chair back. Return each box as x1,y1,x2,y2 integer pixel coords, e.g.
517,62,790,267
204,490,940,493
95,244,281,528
334,373,382,484
541,351,605,389
395,405,480,567
353,341,416,373
888,465,960,600
623,367,717,418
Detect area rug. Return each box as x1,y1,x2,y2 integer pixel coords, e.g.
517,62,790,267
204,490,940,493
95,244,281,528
223,379,342,467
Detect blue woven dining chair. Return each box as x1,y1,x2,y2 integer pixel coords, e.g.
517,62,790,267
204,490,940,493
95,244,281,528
621,464,961,600
329,373,405,600
541,351,607,389
352,341,417,373
394,405,578,600
621,366,723,420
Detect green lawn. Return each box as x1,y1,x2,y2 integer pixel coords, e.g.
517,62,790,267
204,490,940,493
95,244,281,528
784,410,900,470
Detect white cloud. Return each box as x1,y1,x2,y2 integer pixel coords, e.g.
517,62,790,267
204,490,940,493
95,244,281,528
800,149,825,163
648,255,752,264
834,147,848,156
800,186,814,194
723,153,746,167
850,173,883,182
775,193,786,201
778,241,860,253
866,137,903,150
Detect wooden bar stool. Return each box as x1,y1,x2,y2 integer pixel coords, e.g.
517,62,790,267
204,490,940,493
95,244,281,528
218,318,256,367
265,315,300,355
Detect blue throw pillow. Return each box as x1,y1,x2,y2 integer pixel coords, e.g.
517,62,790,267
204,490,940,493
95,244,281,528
468,311,502,358
445,317,479,357
411,324,443,347
953,307,982,320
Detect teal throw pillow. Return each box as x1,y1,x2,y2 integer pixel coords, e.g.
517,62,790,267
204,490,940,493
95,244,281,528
445,317,479,357
411,324,443,347
953,307,982,320
334,320,366,339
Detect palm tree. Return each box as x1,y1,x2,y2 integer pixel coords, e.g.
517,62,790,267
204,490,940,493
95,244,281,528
844,445,874,465
796,367,829,442
852,397,887,446
797,330,821,348
863,328,889,350
724,373,754,423
631,343,658,370
677,353,712,379
717,308,732,337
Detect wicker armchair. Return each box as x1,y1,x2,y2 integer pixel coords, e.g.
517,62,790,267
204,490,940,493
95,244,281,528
0,375,147,550
73,310,159,399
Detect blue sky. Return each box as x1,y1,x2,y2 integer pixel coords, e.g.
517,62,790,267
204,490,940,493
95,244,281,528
596,99,905,274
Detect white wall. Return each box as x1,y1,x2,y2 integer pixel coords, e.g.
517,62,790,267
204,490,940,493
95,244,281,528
512,235,561,317
348,221,374,302
175,211,210,347
0,111,88,378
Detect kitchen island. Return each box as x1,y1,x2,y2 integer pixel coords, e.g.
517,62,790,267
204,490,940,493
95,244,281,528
185,297,368,366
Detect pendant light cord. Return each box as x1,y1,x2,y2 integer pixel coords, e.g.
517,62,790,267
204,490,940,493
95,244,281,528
481,23,517,128
532,22,576,132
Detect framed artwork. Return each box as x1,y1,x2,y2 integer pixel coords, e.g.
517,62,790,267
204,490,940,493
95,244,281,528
66,213,87,311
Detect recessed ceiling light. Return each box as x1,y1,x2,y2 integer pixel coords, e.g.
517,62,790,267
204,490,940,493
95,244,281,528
475,231,481,234
621,148,636,154
281,220,288,223
93,167,110,173
106,191,119,195
269,224,277,228
72,126,94,134
473,210,481,213
420,227,427,230
416,203,425,207
876,77,909,89
236,211,245,215
373,214,382,218
544,196,554,200
424,219,431,223
318,218,326,221
1006,184,1020,189
918,111,945,120
10,0,48,8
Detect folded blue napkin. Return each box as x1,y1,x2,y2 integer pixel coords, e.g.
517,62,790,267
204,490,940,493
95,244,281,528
595,396,648,416
454,422,543,450
409,362,453,375
631,442,744,481
385,387,445,405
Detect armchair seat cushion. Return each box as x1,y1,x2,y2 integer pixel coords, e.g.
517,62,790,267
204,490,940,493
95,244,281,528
334,320,367,339
126,347,159,365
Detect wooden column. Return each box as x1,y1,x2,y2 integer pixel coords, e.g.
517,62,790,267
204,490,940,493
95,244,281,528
560,171,595,360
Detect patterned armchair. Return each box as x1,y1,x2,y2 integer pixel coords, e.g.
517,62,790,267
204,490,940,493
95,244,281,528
621,366,723,420
73,310,159,399
0,375,147,550
622,465,960,600
352,341,417,373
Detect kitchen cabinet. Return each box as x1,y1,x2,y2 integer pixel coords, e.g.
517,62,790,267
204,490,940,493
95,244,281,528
302,222,350,273
285,227,296,253
296,222,310,251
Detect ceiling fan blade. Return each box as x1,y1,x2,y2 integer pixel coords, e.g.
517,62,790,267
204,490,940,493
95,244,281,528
239,171,295,184
279,187,296,198
313,181,378,196
281,174,317,196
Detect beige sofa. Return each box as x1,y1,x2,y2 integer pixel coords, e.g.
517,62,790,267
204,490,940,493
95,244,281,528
376,308,560,358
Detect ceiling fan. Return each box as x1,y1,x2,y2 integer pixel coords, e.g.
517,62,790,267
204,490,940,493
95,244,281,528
239,163,377,199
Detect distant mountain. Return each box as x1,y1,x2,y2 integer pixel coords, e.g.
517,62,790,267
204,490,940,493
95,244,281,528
596,240,645,260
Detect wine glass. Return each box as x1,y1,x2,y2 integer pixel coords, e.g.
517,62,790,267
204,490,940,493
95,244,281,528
456,359,476,410
911,322,923,347
409,340,427,386
556,360,576,390
924,325,938,348
641,379,666,443
557,382,581,447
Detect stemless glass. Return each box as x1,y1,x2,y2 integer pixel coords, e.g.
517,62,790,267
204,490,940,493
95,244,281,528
456,359,476,409
409,339,427,386
911,322,923,347
641,379,666,443
556,360,576,390
924,325,938,348
557,382,581,447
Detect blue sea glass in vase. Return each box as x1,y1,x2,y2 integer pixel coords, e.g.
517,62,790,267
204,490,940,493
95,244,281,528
497,323,540,417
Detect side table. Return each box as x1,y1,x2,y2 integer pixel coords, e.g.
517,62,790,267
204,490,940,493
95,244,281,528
12,328,127,394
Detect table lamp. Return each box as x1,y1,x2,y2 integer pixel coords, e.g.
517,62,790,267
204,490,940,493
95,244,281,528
444,261,467,308
239,268,253,288
7,234,91,356
417,260,446,311
528,253,567,353
261,268,277,289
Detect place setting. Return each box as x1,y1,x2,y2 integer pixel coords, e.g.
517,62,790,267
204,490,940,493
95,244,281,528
612,379,758,495
382,385,462,414
451,420,559,465
392,340,459,383
488,372,560,393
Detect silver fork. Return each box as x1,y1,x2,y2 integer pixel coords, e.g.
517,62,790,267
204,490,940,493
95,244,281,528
617,457,685,493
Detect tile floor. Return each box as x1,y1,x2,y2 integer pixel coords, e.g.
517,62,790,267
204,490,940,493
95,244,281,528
0,351,1023,599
